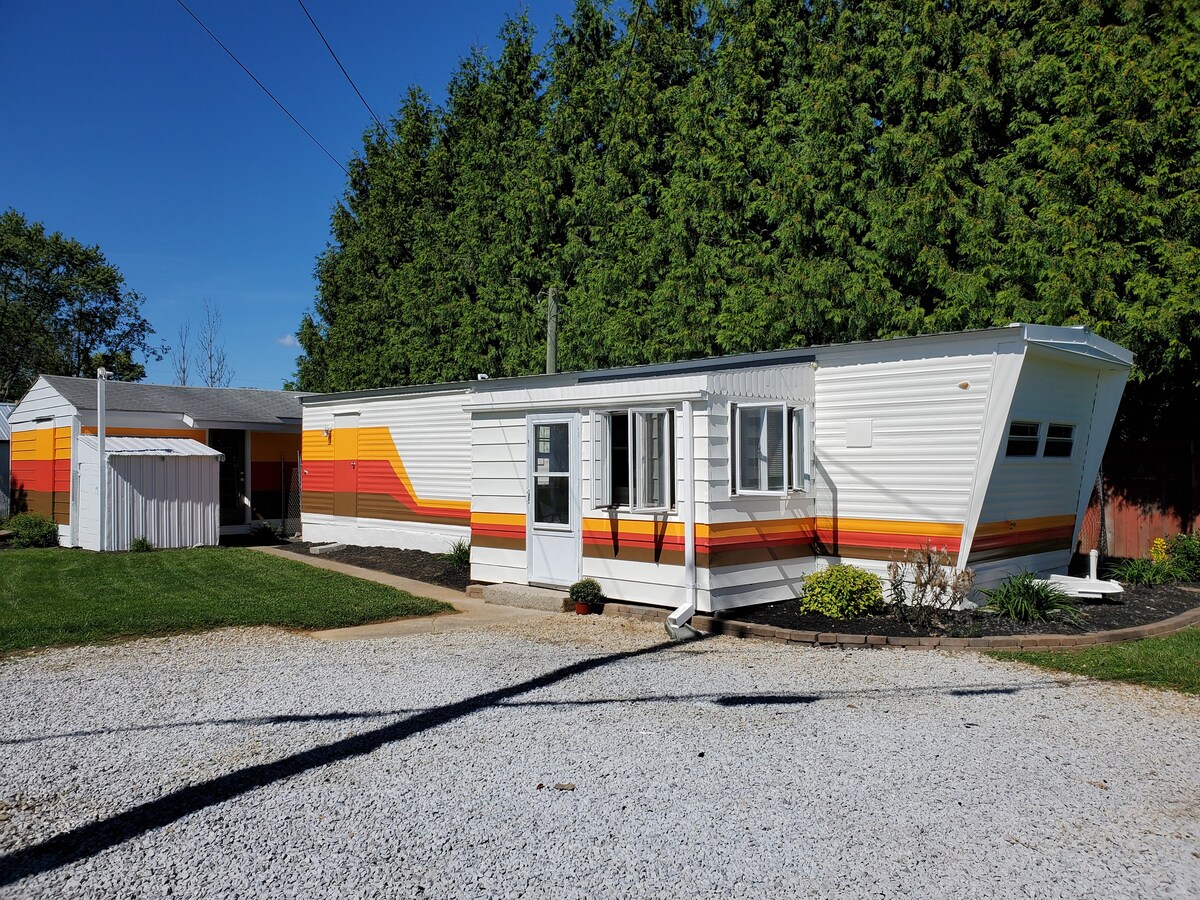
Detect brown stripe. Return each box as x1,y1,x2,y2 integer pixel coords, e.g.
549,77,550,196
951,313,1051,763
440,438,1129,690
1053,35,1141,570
967,539,1072,565
815,544,907,563
472,534,526,552
11,489,55,518
302,490,335,515
701,544,816,569
300,491,468,527
583,542,685,566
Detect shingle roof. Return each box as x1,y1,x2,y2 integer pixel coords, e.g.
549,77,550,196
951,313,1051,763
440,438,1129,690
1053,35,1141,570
41,376,309,425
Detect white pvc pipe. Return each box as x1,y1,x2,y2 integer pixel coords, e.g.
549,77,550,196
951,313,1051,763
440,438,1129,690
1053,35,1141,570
666,400,699,640
96,368,109,552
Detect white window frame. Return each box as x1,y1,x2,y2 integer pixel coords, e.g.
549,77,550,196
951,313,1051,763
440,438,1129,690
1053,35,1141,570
731,402,788,497
590,408,673,514
632,408,671,514
790,405,814,493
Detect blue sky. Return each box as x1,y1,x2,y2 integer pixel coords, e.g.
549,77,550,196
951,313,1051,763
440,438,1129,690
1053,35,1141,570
2,1,584,390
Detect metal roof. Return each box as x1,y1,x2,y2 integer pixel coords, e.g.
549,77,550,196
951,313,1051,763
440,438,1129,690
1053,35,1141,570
41,376,309,424
76,435,225,458
0,403,12,442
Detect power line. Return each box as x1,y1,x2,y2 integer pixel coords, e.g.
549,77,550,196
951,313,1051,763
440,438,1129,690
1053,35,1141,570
295,0,384,131
175,0,348,176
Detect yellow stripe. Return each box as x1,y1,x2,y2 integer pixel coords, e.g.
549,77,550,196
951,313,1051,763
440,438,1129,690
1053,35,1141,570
471,512,526,526
817,517,962,538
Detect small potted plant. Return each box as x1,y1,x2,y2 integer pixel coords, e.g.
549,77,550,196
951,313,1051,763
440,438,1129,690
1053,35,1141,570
569,578,603,615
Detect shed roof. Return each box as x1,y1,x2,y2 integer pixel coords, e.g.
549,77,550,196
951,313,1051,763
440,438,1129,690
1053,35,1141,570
0,403,12,442
77,435,225,458
41,376,308,425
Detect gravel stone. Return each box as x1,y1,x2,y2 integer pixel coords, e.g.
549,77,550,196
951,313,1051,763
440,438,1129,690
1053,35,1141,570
0,616,1197,899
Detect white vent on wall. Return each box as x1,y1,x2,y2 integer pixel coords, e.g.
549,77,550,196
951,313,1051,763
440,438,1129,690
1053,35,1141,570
846,418,873,448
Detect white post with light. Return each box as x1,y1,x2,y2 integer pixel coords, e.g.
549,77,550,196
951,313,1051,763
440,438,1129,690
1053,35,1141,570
96,367,110,552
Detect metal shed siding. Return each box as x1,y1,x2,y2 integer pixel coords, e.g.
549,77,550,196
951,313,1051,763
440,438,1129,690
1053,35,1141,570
75,439,221,551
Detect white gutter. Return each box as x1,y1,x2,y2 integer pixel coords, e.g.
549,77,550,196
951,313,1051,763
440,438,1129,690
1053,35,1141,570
96,368,109,552
469,389,709,413
666,399,701,641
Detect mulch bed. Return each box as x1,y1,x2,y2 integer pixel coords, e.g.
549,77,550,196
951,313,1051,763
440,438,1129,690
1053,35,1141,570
723,583,1200,638
276,541,472,592
273,539,1199,637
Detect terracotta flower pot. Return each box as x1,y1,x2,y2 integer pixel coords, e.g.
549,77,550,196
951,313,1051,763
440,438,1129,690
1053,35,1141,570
575,601,592,615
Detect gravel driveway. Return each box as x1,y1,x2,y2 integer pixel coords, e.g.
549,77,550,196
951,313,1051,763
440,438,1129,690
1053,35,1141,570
0,614,1196,899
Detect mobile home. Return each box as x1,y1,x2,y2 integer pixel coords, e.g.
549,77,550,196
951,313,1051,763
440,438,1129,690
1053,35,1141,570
8,376,306,547
301,325,1131,618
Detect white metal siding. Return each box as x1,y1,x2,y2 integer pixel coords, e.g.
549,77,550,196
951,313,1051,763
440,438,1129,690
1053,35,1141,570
76,451,220,551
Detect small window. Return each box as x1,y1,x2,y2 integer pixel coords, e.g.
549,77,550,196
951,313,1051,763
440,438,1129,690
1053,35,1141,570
633,410,671,512
1043,423,1075,458
1005,421,1040,458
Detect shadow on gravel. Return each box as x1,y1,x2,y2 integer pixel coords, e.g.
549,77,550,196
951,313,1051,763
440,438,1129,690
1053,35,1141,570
1,682,1064,748
0,710,416,747
0,637,701,887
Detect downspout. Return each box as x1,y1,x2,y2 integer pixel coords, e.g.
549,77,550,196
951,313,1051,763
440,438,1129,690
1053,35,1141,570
666,399,701,641
96,367,109,552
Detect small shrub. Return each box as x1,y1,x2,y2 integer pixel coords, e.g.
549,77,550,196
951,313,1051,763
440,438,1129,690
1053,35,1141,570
887,542,975,627
1164,533,1200,581
798,565,883,618
569,578,604,606
5,512,59,549
129,536,155,553
1107,557,1176,586
978,572,1080,624
442,539,471,572
249,522,283,545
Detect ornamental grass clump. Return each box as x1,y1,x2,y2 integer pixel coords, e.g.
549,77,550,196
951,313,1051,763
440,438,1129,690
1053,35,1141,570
443,539,471,572
798,565,883,618
1107,556,1177,586
979,572,1080,624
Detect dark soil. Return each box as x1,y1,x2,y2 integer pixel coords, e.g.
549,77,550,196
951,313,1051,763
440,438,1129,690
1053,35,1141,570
277,541,471,592
274,538,1199,636
724,583,1200,638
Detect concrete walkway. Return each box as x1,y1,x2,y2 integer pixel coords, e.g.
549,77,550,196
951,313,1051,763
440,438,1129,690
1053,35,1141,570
251,545,555,640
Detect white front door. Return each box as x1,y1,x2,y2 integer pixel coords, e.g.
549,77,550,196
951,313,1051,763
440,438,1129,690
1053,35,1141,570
527,414,580,588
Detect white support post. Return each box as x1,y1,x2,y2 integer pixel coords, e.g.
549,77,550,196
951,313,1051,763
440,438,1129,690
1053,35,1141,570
96,368,110,552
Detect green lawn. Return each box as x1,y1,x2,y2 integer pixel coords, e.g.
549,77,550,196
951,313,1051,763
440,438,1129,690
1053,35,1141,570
0,547,453,653
991,627,1200,695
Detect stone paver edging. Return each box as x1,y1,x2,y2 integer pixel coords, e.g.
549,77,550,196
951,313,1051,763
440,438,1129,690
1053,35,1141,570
599,601,1200,650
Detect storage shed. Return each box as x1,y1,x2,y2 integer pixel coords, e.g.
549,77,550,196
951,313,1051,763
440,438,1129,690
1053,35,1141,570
74,436,224,551
301,325,1132,618
8,377,307,546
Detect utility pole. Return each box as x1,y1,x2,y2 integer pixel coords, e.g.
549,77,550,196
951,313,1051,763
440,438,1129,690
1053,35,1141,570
546,286,558,375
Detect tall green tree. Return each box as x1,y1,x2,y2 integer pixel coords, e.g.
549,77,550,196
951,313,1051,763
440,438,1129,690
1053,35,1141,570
0,209,162,399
